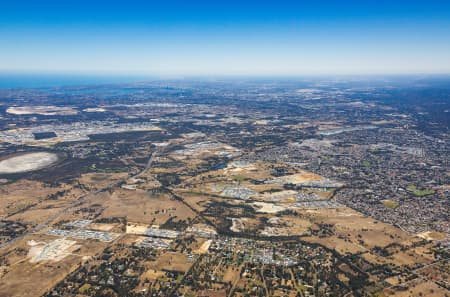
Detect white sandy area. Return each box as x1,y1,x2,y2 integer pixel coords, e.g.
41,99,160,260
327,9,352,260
252,202,286,214
230,218,247,232
0,152,59,174
194,239,212,254
28,239,79,262
83,107,106,112
7,106,78,115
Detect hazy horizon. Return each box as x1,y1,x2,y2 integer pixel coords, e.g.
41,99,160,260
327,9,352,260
1,72,450,89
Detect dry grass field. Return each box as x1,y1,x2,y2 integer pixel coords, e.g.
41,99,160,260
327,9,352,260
302,208,416,248
99,189,196,225
147,251,192,273
305,235,367,255
0,180,72,218
172,190,212,212
78,172,129,190
383,278,449,297
0,234,106,297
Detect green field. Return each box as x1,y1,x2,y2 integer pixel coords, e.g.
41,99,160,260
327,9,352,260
406,185,435,197
382,200,399,209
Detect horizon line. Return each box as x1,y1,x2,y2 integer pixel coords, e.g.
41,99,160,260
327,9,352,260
2,70,450,78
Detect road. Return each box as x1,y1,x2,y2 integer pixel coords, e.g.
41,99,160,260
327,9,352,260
0,149,159,251
136,149,158,177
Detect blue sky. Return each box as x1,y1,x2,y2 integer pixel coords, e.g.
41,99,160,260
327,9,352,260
1,0,450,75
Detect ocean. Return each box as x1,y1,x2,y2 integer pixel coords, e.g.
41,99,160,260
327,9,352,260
0,73,149,89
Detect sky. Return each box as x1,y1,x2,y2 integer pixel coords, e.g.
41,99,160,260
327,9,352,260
1,0,450,76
